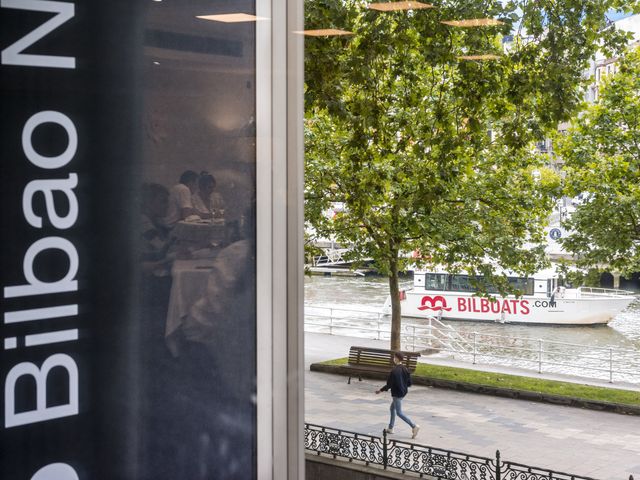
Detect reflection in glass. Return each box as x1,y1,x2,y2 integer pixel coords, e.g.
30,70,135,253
136,1,256,478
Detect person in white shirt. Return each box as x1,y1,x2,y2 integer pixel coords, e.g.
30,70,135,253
140,183,173,275
164,170,200,226
192,172,225,219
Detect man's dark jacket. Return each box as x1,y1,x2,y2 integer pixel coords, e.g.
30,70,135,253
380,364,412,398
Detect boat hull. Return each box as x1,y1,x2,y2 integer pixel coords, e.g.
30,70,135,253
394,291,635,325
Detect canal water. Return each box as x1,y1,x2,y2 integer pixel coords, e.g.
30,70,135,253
305,275,640,382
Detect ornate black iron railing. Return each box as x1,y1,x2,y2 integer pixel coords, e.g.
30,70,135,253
305,423,634,480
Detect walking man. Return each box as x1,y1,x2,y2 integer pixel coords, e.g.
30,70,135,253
376,352,420,438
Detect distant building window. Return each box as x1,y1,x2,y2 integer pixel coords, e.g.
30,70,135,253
536,140,548,152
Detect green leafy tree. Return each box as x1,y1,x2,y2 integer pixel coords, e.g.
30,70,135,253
557,46,640,276
305,0,638,349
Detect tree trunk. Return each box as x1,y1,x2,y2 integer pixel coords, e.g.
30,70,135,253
388,257,402,351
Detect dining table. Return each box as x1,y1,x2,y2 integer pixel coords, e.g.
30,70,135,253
172,218,226,248
165,257,216,356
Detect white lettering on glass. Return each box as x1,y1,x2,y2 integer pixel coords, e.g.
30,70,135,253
3,237,78,298
4,353,79,427
1,0,75,69
25,329,79,347
31,463,80,480
22,111,78,169
23,174,79,229
4,304,78,324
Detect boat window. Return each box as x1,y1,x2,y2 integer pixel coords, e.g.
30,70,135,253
508,277,535,296
424,273,448,290
449,275,501,294
450,275,476,292
424,273,534,295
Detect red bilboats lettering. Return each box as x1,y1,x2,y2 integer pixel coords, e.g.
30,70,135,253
453,296,531,315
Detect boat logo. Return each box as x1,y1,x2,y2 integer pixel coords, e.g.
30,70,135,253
417,295,452,312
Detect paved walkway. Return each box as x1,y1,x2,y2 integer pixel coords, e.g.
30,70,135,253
304,333,640,480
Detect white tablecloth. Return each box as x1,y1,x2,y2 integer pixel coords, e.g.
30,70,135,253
173,220,226,246
165,258,215,355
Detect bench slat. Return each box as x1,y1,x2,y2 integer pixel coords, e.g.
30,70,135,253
347,346,420,374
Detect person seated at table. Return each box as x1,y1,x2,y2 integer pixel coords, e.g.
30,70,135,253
140,183,175,276
164,170,202,226
139,183,184,480
192,171,225,220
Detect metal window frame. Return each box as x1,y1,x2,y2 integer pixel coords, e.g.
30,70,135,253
256,0,304,477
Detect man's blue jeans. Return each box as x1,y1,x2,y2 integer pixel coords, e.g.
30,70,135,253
389,396,415,429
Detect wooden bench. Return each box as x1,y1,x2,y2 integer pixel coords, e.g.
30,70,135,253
346,346,421,384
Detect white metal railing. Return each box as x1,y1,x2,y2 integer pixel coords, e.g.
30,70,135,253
577,286,635,297
304,304,640,384
461,331,640,384
305,304,470,353
312,248,349,266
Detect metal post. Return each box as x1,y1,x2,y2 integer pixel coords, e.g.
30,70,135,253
609,348,613,383
473,332,477,364
495,450,501,480
427,318,432,348
412,326,416,352
538,339,543,374
382,429,388,469
329,308,333,335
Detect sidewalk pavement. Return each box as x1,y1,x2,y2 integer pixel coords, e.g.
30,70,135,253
304,332,640,480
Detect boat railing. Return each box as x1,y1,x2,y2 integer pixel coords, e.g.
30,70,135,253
576,286,636,297
312,247,352,266
304,304,640,384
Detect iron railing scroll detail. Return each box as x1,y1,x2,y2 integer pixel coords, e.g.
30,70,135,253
304,423,384,467
304,423,626,480
383,429,498,479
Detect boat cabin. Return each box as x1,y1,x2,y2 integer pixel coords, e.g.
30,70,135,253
414,271,559,297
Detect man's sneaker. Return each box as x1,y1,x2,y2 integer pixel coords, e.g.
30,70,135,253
384,428,394,434
411,425,420,439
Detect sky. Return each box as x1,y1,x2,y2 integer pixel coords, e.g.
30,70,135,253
606,10,634,22
613,13,640,38
504,8,637,35
497,0,634,21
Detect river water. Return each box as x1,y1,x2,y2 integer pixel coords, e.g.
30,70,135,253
305,274,640,382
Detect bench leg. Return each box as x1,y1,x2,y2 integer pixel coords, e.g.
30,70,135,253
348,376,351,384
358,375,362,382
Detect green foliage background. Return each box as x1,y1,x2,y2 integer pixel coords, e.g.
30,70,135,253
558,47,640,276
304,0,639,347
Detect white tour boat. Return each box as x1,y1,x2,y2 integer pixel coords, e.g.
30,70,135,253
384,269,636,325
